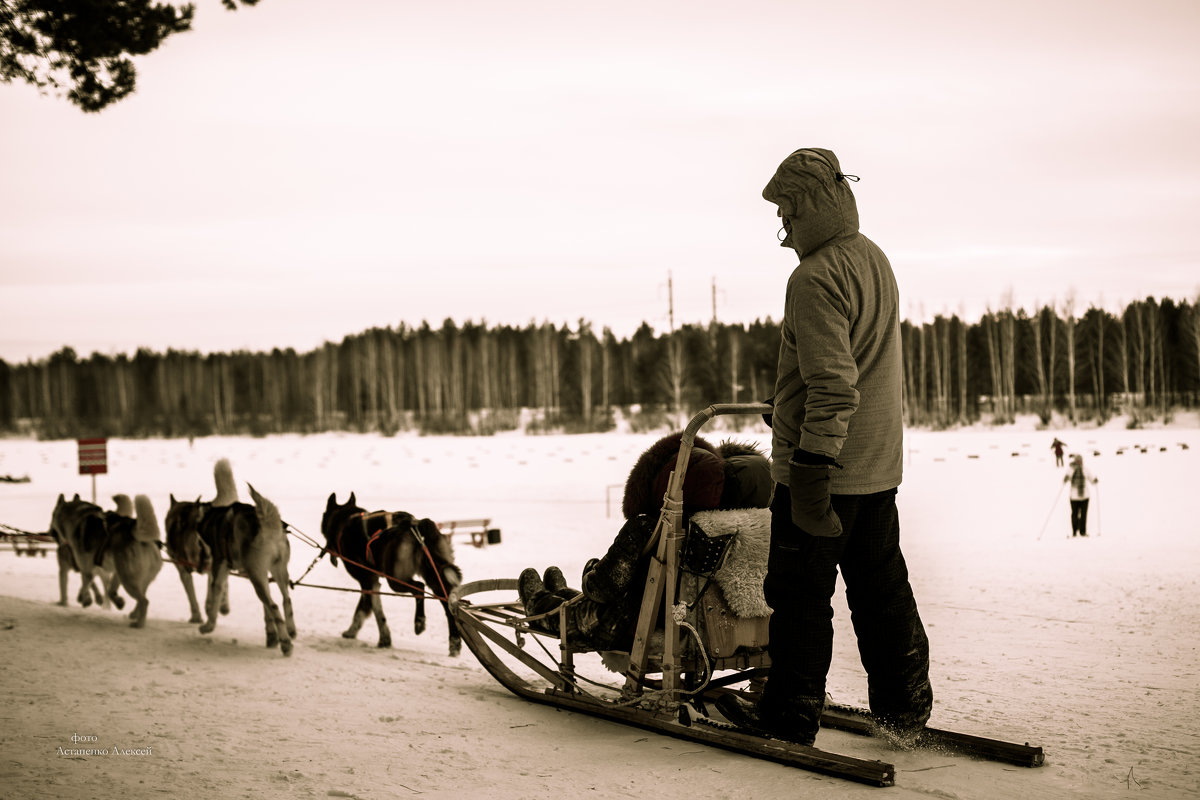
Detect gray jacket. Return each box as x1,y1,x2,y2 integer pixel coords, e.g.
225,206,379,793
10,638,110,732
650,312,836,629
764,148,903,494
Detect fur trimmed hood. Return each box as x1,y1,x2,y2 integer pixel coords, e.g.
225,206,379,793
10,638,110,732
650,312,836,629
622,433,722,520
621,434,773,519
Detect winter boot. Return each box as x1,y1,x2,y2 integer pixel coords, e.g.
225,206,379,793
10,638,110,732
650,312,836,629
714,694,818,746
543,566,569,593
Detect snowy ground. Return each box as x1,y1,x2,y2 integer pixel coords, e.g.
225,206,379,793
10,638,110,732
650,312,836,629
1,415,1198,799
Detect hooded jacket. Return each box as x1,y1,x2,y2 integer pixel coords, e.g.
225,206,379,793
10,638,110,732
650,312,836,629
764,148,903,494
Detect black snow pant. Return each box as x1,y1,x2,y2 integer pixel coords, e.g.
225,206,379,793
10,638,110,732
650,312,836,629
761,486,932,742
1069,499,1090,536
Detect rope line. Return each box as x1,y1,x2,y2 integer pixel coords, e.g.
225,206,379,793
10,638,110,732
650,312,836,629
284,517,447,602
1,522,51,538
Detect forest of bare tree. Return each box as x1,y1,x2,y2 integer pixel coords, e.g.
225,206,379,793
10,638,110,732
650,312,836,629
2,297,1198,440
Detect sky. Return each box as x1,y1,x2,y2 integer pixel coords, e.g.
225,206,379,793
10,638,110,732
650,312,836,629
2,0,1198,363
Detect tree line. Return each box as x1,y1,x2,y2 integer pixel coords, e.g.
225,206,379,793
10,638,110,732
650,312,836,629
2,296,1198,440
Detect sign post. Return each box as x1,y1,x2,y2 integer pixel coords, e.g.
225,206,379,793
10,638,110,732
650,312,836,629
77,437,108,503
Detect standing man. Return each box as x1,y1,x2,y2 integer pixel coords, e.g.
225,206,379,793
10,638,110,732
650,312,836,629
1064,454,1098,536
721,148,932,747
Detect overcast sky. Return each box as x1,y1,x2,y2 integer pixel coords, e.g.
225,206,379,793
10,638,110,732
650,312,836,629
2,0,1197,363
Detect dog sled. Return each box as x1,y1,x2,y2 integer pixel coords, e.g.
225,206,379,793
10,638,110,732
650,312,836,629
451,403,1044,787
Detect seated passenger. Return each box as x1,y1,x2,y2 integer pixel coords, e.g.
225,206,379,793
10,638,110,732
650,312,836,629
518,432,772,651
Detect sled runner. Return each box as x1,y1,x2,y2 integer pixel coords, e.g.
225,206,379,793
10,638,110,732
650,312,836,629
451,403,1044,786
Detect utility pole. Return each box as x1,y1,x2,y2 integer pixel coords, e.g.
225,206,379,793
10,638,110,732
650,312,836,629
712,277,718,327
665,270,683,420
667,270,675,334
709,276,720,371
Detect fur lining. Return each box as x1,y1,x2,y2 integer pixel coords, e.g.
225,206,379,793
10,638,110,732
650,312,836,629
691,508,772,618
621,433,719,519
717,439,766,459
212,458,239,507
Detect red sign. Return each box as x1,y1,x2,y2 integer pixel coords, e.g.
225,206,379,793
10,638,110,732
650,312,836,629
78,438,108,475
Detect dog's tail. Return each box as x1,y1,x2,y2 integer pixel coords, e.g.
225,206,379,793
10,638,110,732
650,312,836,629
246,483,283,536
134,495,162,543
212,458,238,507
112,494,134,517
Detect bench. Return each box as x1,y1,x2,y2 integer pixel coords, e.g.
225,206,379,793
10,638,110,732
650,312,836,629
437,518,502,549
0,532,55,557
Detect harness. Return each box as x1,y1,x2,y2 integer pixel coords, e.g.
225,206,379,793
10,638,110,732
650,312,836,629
337,511,420,568
331,511,452,601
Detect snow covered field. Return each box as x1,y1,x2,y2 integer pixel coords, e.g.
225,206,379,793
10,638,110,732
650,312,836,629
1,415,1198,799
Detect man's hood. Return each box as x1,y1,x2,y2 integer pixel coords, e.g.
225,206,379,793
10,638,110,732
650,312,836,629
762,148,860,257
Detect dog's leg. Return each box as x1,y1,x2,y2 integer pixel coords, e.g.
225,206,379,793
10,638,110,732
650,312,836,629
131,591,149,627
76,563,94,608
219,581,230,616
343,579,374,640
177,564,203,624
94,577,110,608
440,598,462,657
200,566,227,634
371,589,392,648
248,570,292,656
56,548,71,606
262,597,279,648
102,569,124,610
105,571,124,612
412,583,427,636
273,557,296,639
124,571,148,628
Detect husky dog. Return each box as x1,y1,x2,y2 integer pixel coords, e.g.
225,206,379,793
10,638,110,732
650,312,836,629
192,459,296,655
100,494,164,628
164,495,222,624
49,494,123,610
321,493,462,656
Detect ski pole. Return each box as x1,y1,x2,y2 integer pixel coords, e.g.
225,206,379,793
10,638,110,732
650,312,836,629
1037,482,1067,540
1093,482,1101,537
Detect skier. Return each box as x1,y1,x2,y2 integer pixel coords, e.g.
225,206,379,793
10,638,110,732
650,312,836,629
1051,438,1066,467
1063,454,1098,536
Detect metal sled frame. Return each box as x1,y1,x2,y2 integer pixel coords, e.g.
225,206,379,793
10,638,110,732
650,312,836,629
451,403,1043,787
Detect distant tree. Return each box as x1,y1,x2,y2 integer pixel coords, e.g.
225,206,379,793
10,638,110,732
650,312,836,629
0,0,258,112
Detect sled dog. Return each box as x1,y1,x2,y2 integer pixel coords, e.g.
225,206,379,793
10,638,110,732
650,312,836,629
321,492,462,656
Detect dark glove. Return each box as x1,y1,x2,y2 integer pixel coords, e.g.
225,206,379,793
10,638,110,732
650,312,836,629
787,450,843,537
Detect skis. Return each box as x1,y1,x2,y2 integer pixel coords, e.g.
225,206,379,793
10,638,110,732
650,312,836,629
818,703,1045,767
